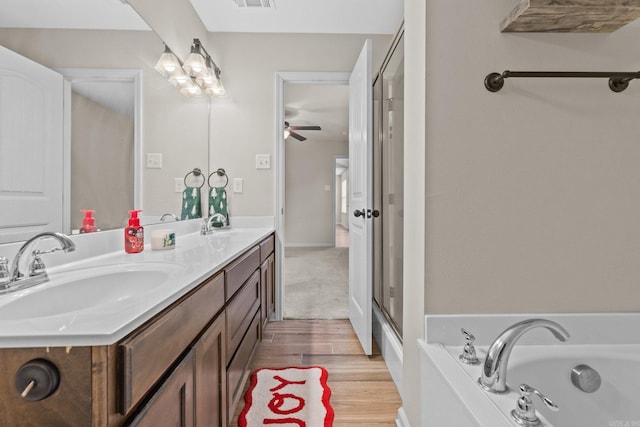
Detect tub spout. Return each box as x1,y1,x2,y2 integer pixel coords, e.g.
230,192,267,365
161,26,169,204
478,318,570,394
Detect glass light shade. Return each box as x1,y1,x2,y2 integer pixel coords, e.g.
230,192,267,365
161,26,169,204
179,80,203,97
205,81,226,96
154,52,181,77
284,129,291,139
196,67,216,87
183,45,207,77
168,69,191,88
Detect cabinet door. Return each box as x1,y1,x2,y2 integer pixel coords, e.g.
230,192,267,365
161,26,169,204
266,253,276,318
194,315,227,427
126,351,195,427
260,259,269,333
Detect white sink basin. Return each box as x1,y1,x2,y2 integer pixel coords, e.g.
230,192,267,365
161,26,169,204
0,262,185,320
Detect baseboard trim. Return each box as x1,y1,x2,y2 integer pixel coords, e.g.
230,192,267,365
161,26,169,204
285,243,333,248
373,304,403,393
396,407,410,427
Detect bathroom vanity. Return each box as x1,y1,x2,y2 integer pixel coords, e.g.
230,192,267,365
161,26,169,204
0,227,275,427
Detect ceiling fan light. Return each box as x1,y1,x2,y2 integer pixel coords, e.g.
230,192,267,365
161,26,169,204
284,129,291,139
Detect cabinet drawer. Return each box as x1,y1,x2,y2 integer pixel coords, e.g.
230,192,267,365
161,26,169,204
225,246,260,300
259,234,274,263
118,272,225,414
225,270,260,364
227,309,261,417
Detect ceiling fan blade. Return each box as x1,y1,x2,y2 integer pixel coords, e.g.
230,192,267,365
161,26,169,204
289,131,307,141
290,125,321,131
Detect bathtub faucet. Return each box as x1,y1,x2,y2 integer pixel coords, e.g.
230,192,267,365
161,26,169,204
478,318,570,394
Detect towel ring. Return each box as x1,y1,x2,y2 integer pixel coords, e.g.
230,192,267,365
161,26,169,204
208,168,229,188
184,168,205,188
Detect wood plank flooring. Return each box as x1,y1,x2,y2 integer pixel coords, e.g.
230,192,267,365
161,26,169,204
230,319,401,426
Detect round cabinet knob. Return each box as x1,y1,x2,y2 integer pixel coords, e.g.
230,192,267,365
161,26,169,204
371,210,380,218
15,359,60,401
353,209,365,218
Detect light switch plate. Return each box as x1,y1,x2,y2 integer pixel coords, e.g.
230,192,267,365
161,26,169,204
174,178,185,193
255,154,271,169
146,153,163,169
233,177,243,193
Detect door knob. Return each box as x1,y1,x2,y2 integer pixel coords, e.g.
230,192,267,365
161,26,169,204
369,209,380,218
353,209,365,218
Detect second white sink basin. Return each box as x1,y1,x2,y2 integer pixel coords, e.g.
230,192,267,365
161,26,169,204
0,262,185,320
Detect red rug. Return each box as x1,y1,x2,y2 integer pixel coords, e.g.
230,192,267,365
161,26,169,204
238,366,334,427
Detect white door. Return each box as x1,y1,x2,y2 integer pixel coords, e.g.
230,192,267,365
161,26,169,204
0,45,64,243
348,40,373,355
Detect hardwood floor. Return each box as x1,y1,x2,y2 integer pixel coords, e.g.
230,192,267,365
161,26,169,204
230,319,401,426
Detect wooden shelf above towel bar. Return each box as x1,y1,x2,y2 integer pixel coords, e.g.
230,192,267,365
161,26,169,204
500,0,640,33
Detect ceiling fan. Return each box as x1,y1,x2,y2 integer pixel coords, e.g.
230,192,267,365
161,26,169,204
284,121,321,142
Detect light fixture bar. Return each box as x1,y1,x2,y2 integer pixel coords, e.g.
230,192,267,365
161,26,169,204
155,39,226,98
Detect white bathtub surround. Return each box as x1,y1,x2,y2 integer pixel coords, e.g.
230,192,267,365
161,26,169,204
420,313,640,427
0,217,274,348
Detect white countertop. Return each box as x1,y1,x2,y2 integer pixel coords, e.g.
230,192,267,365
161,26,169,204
0,226,274,348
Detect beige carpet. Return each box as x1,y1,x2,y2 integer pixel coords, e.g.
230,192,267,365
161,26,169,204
284,247,349,319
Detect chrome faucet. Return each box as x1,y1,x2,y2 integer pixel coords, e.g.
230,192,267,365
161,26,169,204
160,213,179,222
478,318,570,394
200,213,228,235
0,232,75,294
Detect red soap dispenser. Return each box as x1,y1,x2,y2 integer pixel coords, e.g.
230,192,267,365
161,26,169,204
124,210,144,253
80,209,98,233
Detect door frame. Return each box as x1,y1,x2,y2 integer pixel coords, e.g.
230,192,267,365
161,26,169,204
59,68,143,234
274,72,350,320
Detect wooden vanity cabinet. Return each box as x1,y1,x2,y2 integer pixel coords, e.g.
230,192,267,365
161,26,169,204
194,312,227,427
260,253,275,331
124,350,195,427
259,234,275,333
0,233,276,427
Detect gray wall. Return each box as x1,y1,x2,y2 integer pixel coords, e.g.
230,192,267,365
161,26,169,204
205,32,393,218
285,139,348,246
424,1,640,314
71,92,134,230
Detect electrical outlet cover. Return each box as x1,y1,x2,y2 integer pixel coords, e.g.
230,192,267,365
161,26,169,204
255,154,271,169
146,153,163,169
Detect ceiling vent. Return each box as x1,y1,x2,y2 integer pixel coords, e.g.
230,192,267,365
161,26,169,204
232,0,275,8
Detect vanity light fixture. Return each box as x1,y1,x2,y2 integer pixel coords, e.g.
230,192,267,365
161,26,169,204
154,44,182,77
154,39,226,98
183,40,208,76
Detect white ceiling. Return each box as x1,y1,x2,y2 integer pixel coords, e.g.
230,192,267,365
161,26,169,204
0,0,149,30
0,0,399,143
0,0,403,34
191,0,403,34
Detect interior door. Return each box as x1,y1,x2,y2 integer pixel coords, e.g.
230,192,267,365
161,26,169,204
348,39,373,355
0,45,64,243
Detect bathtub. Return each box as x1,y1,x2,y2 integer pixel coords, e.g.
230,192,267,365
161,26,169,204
420,314,640,427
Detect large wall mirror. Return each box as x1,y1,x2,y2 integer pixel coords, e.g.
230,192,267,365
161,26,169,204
62,69,141,234
0,2,211,244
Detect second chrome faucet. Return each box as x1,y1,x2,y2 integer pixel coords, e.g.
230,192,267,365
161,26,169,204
478,318,570,394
